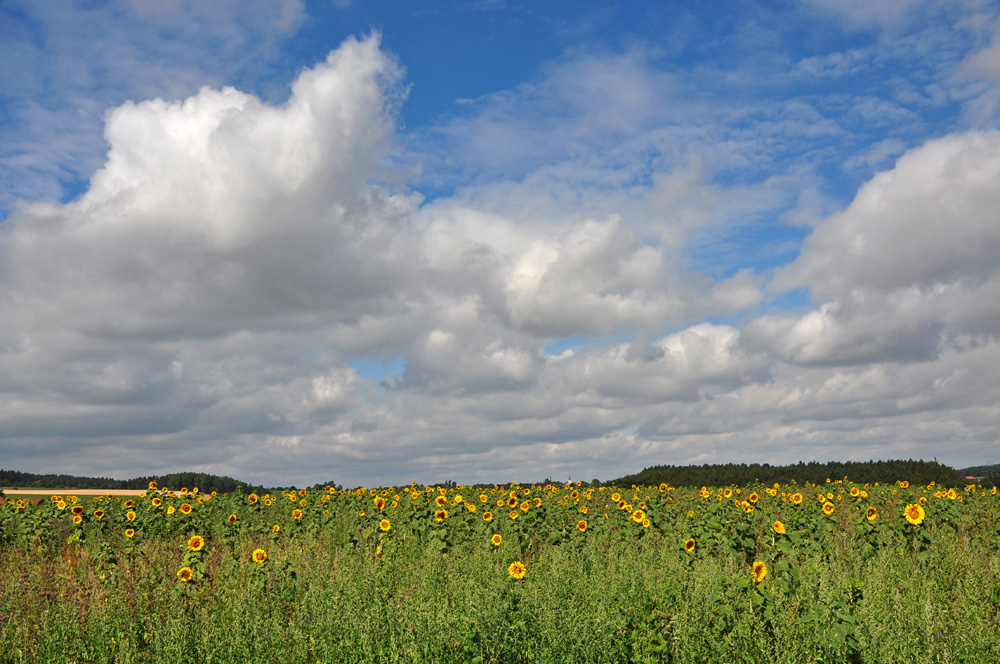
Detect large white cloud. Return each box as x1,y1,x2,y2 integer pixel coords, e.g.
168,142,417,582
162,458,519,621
3,23,1000,486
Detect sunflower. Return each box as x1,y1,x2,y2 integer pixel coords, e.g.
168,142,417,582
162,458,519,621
180,503,192,515
228,514,237,523
148,481,158,490
822,502,835,515
519,501,530,512
611,492,621,502
752,561,767,583
93,510,105,519
151,497,162,507
176,567,194,582
166,506,175,515
576,520,588,533
483,511,494,522
748,492,759,503
850,486,860,497
126,511,137,521
124,528,135,538
642,518,651,528
773,520,786,535
379,519,391,532
631,510,645,524
252,549,267,564
904,503,925,525
723,488,733,499
491,533,502,546
508,510,519,520
508,495,519,508
434,509,448,522
247,494,258,504
72,515,83,525
272,524,281,534
790,493,803,505
508,561,527,579
71,505,84,516
865,506,877,521
684,538,696,553
292,509,303,519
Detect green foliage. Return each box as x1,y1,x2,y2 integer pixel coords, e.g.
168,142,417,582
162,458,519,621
2,480,1000,662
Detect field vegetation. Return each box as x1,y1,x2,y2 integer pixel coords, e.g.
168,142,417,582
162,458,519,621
1,476,999,663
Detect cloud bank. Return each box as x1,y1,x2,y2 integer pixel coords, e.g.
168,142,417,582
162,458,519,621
2,20,1000,486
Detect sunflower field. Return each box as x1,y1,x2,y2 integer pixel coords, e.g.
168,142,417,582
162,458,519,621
1,479,999,663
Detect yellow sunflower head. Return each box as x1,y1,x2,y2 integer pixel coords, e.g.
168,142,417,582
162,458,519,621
252,548,267,564
684,537,696,553
491,533,502,546
752,561,767,583
176,567,194,582
508,561,526,579
904,503,925,525
187,535,205,552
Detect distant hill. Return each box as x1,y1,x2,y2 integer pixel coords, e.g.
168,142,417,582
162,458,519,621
0,469,270,495
959,464,1000,487
613,459,968,488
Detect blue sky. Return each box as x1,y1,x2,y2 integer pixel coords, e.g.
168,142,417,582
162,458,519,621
2,0,1000,487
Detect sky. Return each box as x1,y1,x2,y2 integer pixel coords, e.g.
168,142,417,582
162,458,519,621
2,0,1000,488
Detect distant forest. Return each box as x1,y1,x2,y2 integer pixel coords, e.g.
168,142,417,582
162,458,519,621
613,459,976,488
0,469,271,495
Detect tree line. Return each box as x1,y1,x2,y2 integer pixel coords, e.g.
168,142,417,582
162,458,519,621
612,459,970,488
0,469,269,495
